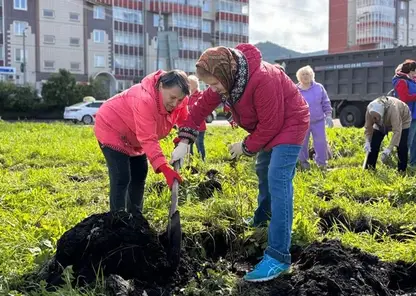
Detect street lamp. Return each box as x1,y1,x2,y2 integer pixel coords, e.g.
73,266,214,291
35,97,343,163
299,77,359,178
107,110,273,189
22,26,28,84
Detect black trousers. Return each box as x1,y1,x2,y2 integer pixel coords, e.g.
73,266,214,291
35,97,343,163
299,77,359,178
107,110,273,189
365,128,409,172
99,143,148,214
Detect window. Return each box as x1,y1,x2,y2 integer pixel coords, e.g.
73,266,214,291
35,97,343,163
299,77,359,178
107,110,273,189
114,31,143,46
242,4,248,15
179,37,201,51
14,48,27,62
153,14,161,27
172,13,201,29
217,0,243,14
44,60,55,69
203,0,210,12
0,46,3,60
93,30,105,43
43,35,55,44
88,102,103,108
411,9,415,16
94,54,106,67
399,17,404,25
411,24,414,30
410,39,414,45
399,31,404,40
43,9,54,18
14,0,27,10
70,37,80,46
400,1,406,9
114,54,143,70
187,0,200,6
70,62,80,71
113,7,143,24
219,21,248,35
202,20,211,33
94,6,105,19
69,12,80,21
13,21,28,36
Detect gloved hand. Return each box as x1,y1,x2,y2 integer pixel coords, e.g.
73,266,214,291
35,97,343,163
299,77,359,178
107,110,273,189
325,116,334,128
364,141,371,153
170,139,188,167
380,148,391,163
228,142,244,159
158,164,183,189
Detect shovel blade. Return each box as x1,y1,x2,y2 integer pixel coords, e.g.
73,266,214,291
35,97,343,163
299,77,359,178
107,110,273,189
167,210,182,270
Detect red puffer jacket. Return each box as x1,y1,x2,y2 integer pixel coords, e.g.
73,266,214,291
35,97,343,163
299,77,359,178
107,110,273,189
188,90,207,132
180,43,310,153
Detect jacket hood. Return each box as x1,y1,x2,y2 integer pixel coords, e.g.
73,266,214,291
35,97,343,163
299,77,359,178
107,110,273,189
235,43,262,77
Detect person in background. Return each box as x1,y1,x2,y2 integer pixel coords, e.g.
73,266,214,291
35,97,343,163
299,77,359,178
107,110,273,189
169,43,310,282
392,60,416,169
94,70,189,214
363,96,411,173
187,75,207,161
296,65,333,170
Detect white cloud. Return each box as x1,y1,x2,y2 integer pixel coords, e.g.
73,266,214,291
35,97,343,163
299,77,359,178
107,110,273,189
249,0,329,53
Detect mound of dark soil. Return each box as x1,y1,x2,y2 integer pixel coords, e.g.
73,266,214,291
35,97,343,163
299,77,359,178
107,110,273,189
196,179,222,200
184,165,199,174
238,239,416,296
318,207,416,241
35,211,183,293
206,169,220,179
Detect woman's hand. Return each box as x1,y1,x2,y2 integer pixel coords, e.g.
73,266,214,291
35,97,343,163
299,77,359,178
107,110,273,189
170,138,189,167
325,116,334,128
158,164,183,189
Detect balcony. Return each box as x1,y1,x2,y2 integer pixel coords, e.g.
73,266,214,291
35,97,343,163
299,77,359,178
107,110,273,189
85,0,112,5
356,36,393,45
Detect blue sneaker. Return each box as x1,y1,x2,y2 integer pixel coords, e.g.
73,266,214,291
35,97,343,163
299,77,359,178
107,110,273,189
243,254,290,282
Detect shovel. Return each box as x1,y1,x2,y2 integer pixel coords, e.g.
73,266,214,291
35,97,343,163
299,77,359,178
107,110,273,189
166,160,182,270
362,151,369,169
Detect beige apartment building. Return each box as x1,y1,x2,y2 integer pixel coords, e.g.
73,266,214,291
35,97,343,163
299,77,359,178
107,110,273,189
0,0,249,96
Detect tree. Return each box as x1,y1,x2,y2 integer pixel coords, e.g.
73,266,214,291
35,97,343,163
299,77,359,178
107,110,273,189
41,69,80,108
0,82,38,113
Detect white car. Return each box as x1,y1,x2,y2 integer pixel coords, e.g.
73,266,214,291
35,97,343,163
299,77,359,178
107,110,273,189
205,110,217,123
63,100,105,124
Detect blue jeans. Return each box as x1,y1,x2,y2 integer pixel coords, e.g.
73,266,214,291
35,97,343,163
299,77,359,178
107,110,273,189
253,144,301,265
189,131,206,161
408,120,416,167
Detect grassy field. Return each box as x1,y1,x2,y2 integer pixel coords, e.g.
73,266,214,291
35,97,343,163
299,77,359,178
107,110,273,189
1,121,416,295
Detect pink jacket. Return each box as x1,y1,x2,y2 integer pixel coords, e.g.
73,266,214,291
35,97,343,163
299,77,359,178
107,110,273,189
94,70,189,172
179,43,310,153
188,90,207,132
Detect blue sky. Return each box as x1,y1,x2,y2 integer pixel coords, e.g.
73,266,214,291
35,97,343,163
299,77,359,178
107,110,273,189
249,0,329,53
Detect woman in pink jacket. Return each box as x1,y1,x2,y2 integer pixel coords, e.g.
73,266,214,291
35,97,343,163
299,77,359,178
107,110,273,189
170,44,310,282
94,70,189,215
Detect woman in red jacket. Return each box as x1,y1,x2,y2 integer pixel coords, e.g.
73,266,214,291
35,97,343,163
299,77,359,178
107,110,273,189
94,70,188,215
170,44,310,282
187,75,207,161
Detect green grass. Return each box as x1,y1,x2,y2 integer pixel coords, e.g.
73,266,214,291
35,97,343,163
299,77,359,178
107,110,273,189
1,121,416,295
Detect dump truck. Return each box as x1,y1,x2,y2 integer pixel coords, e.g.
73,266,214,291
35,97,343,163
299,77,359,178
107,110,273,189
275,46,416,127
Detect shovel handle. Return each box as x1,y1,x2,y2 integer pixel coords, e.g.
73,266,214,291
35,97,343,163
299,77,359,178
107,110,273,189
169,161,180,216
362,151,369,170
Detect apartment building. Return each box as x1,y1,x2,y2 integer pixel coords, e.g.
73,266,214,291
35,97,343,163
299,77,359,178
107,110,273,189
0,0,249,96
329,0,416,54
